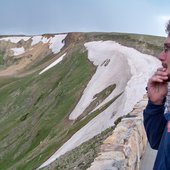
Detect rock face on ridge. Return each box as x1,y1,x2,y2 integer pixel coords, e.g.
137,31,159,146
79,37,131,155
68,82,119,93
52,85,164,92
0,34,67,75
88,95,148,170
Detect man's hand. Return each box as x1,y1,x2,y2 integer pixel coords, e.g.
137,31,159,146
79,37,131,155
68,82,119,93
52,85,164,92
147,68,168,105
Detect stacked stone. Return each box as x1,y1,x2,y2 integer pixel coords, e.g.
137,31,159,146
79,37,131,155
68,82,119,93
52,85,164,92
87,97,148,170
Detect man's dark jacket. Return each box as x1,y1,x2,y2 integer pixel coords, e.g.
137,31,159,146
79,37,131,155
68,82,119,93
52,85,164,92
143,99,169,170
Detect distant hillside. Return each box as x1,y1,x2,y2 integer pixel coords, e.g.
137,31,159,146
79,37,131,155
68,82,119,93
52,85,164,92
0,32,163,170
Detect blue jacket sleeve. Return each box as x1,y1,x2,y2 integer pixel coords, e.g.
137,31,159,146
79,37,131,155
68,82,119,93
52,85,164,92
143,100,167,150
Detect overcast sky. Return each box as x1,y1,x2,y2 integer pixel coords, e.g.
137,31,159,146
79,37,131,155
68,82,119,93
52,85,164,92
0,0,170,36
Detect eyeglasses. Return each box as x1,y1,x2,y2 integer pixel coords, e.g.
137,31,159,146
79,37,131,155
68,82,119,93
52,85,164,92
164,43,170,53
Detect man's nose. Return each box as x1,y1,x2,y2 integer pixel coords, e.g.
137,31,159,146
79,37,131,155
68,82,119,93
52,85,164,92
159,51,167,61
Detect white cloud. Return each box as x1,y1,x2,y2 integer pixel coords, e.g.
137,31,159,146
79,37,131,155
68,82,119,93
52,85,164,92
159,15,170,22
155,15,170,36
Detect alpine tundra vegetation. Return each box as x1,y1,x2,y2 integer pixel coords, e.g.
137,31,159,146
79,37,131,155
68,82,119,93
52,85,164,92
0,32,164,169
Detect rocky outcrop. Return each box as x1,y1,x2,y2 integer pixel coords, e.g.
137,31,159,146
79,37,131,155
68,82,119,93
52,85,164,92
0,35,68,76
88,95,148,170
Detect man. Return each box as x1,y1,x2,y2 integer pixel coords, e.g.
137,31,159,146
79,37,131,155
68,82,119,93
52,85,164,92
143,20,170,170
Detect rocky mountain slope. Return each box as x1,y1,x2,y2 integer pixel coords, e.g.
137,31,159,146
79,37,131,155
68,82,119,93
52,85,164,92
0,32,164,170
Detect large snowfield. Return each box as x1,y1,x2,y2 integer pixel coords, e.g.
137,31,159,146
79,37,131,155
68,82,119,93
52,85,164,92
38,41,161,169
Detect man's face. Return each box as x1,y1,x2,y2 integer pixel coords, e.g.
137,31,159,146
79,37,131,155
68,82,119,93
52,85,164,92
159,35,170,79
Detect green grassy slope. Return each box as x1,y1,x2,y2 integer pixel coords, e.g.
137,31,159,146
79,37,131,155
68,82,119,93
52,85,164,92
0,45,96,169
0,32,165,170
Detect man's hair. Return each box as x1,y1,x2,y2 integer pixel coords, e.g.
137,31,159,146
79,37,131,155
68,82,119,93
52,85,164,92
166,20,170,34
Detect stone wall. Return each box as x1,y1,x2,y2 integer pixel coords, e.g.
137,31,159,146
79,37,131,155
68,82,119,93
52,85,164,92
88,95,148,170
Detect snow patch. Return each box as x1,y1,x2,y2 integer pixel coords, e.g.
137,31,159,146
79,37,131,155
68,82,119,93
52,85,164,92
69,41,159,120
0,37,30,43
11,47,25,56
31,36,43,46
39,53,66,75
37,41,161,169
31,36,49,46
49,34,67,54
31,34,67,54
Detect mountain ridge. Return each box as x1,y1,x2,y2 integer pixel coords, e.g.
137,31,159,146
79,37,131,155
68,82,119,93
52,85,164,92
0,32,163,169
